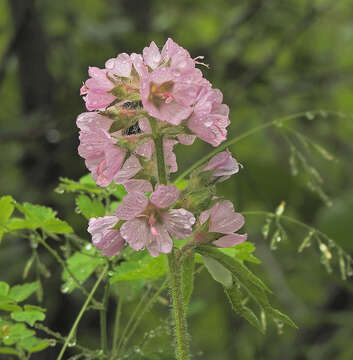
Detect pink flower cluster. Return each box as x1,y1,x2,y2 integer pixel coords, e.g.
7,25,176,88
78,39,246,258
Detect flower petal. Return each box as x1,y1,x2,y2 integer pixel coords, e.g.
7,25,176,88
209,201,245,234
113,155,141,184
115,192,148,220
124,180,153,194
120,218,149,251
212,233,247,248
150,185,180,209
146,223,173,257
163,209,195,239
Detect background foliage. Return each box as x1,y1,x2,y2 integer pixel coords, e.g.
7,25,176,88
0,0,352,359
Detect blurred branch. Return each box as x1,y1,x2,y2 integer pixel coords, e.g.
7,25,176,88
0,1,32,87
239,4,335,86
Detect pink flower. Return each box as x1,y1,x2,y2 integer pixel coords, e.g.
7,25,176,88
203,150,239,181
116,184,195,257
105,53,133,77
80,67,116,111
77,112,126,187
135,118,179,173
199,201,247,248
139,39,208,125
187,88,230,147
140,67,201,125
88,216,125,256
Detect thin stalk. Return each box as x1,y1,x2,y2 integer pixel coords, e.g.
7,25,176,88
120,278,168,355
168,251,190,360
56,266,108,360
116,286,151,355
112,295,123,355
150,117,167,185
100,280,110,355
174,110,333,183
38,236,101,309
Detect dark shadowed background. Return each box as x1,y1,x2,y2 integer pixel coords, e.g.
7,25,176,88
0,0,353,359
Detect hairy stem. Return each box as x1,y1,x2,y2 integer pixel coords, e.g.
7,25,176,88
100,280,110,355
151,116,191,359
56,266,108,360
150,117,167,185
168,251,190,360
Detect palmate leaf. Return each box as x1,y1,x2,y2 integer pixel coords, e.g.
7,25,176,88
75,194,106,220
0,196,15,242
110,252,167,283
8,282,39,303
203,255,233,288
61,245,105,293
11,202,73,234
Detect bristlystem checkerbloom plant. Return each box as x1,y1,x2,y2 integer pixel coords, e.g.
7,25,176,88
78,38,248,359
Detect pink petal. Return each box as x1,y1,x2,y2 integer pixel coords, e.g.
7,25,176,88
124,180,153,194
106,53,132,77
143,41,162,69
131,53,148,77
177,134,196,145
115,192,148,220
150,185,180,209
212,233,247,248
146,223,173,257
87,216,124,256
76,112,113,132
163,209,195,239
204,150,239,178
120,218,150,251
209,201,245,234
113,155,141,184
135,140,154,158
164,139,178,173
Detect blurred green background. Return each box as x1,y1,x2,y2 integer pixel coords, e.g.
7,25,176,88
0,0,353,359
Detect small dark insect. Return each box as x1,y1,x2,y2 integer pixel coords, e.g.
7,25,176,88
122,100,143,110
123,122,142,135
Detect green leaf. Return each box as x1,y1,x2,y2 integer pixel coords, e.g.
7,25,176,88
20,203,57,224
220,242,261,264
56,176,102,195
267,307,297,329
41,218,73,234
8,282,39,302
0,196,15,224
197,246,271,293
0,303,22,312
203,255,233,288
225,284,264,334
0,196,15,242
181,253,195,308
2,323,35,346
18,336,50,353
62,247,104,293
5,218,33,231
0,282,9,296
110,253,167,283
11,310,46,326
75,194,106,219
0,347,20,356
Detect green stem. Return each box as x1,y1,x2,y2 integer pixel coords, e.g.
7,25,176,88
120,279,168,355
100,280,110,355
112,295,123,356
38,236,101,309
116,286,151,355
150,117,167,185
174,110,333,183
56,266,108,360
152,116,191,359
168,251,190,360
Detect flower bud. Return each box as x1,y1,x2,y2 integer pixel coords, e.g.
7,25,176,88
203,150,239,182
